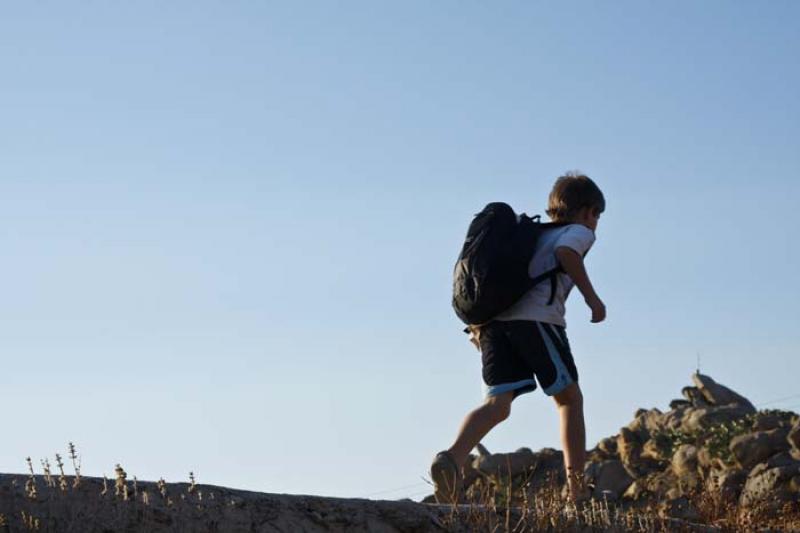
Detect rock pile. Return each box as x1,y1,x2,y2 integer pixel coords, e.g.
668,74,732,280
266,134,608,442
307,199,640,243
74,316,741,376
426,373,800,520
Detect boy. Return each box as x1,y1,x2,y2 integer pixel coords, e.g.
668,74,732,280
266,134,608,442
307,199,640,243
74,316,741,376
431,172,606,504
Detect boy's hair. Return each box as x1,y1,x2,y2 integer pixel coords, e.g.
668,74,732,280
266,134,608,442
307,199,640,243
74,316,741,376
546,171,606,222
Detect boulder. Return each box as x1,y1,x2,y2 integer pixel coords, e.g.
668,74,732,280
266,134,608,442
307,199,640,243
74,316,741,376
617,427,647,478
461,453,481,490
622,471,677,502
682,386,711,408
692,373,755,410
739,460,800,507
669,399,692,410
640,435,671,464
662,405,694,432
706,468,746,504
752,411,791,432
597,436,618,457
626,408,664,441
586,448,607,464
658,496,701,522
680,405,754,434
730,427,791,471
473,447,538,479
516,448,566,493
789,420,800,456
696,447,714,471
584,460,633,500
672,444,698,478
622,479,647,501
766,451,798,468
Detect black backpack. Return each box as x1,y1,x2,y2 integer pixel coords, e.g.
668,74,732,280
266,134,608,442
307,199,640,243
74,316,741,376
452,202,567,326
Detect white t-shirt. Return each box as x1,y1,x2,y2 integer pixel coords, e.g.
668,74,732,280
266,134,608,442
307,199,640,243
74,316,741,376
493,223,596,327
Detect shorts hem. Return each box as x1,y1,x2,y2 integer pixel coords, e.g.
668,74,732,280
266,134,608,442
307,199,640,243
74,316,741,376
542,376,576,396
484,379,536,398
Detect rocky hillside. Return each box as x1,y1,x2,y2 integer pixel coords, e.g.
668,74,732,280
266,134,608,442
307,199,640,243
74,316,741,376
1,373,797,532
423,373,800,527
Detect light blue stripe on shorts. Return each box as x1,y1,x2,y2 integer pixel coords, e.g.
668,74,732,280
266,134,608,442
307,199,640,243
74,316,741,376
483,378,536,398
536,322,575,396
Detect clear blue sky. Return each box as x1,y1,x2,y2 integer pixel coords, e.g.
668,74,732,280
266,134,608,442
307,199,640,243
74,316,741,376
2,1,798,501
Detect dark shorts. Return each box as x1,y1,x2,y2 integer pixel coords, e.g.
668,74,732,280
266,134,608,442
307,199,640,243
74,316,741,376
479,320,579,399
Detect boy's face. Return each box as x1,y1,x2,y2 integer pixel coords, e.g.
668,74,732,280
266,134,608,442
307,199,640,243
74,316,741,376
576,207,601,231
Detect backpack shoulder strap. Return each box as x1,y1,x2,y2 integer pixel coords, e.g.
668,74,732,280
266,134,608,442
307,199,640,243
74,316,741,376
529,266,563,305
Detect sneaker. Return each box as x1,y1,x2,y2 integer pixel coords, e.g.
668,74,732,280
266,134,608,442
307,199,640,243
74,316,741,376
430,450,463,504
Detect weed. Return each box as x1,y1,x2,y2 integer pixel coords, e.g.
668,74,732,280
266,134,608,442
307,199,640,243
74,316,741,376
54,454,68,492
68,442,81,488
24,458,36,500
114,464,128,501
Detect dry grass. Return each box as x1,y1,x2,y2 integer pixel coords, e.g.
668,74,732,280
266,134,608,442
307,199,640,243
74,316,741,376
434,473,675,533
428,465,800,532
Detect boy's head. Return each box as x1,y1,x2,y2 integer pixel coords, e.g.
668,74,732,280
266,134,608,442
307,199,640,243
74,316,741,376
546,172,605,230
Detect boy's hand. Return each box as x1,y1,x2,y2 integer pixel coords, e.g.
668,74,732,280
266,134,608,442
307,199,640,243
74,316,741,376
467,326,481,351
586,295,606,323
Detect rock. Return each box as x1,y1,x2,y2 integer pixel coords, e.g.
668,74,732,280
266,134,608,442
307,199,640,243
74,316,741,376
617,427,646,478
789,420,800,455
586,448,607,464
672,444,699,478
627,408,664,441
763,451,799,470
461,453,481,490
527,448,565,488
622,479,646,501
680,405,754,433
730,428,791,471
682,386,711,408
706,468,746,503
640,435,671,464
658,496,701,522
420,494,436,504
597,436,618,457
752,411,791,432
473,447,538,479
622,471,677,502
739,461,800,507
474,447,566,495
692,373,755,410
1,474,454,533
584,460,633,500
662,405,694,432
669,399,692,410
696,447,714,471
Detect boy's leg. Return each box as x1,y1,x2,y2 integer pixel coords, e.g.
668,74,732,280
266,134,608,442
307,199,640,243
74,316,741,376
432,321,534,503
431,391,513,503
446,391,514,467
553,383,588,501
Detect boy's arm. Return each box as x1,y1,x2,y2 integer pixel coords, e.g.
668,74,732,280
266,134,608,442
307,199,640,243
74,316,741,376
555,246,606,323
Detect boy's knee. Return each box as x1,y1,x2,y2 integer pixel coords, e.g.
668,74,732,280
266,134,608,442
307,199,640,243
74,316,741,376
485,392,513,421
553,383,583,408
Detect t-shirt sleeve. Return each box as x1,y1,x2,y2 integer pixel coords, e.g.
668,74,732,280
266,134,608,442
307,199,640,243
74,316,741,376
554,224,595,256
